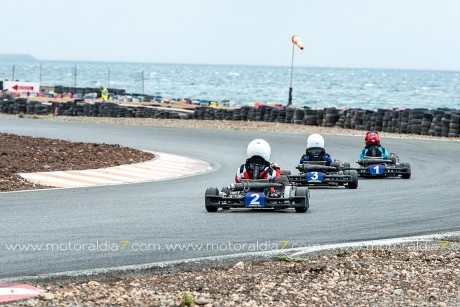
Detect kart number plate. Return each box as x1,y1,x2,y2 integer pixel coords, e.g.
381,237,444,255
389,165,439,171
369,164,384,175
306,172,323,183
244,192,265,207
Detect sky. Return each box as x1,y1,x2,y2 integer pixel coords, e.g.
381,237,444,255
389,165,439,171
2,0,460,71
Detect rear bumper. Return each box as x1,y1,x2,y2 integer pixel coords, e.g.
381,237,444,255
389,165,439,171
354,167,410,177
288,174,352,186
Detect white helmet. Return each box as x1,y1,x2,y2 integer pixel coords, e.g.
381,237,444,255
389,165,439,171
247,139,271,161
307,134,325,149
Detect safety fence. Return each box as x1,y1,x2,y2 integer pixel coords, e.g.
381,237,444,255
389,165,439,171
0,99,459,138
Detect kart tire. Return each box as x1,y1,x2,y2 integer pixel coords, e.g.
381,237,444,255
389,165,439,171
281,170,291,176
343,162,350,170
401,163,411,179
345,170,359,189
294,187,309,213
221,187,230,196
205,187,219,212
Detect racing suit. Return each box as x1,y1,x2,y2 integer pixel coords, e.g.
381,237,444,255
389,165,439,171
360,145,388,159
235,160,280,183
299,147,332,165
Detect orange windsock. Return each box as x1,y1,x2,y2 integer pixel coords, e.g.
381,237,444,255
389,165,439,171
291,35,304,50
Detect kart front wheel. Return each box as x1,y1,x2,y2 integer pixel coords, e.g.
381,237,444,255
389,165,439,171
294,187,310,213
205,187,219,212
401,163,411,179
221,187,230,196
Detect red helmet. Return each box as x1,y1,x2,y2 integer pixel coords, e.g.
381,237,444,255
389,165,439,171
365,131,381,146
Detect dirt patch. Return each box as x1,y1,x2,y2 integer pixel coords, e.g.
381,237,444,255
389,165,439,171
0,133,154,192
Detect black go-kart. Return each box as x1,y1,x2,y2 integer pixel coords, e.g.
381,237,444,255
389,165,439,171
347,153,411,179
288,160,358,189
205,158,310,213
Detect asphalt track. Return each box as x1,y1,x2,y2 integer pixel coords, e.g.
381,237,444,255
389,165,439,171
1,117,459,279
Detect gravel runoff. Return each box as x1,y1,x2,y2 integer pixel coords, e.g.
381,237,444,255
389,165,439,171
2,113,459,141
5,237,460,306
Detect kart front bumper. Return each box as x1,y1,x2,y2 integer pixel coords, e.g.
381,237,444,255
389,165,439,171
205,195,307,209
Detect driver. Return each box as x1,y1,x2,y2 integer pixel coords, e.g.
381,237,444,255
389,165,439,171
299,134,333,165
235,139,281,183
360,131,389,158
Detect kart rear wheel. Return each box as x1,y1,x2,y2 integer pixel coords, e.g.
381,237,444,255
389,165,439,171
294,187,309,213
343,162,350,169
401,163,411,179
345,170,359,189
205,187,219,212
281,170,291,176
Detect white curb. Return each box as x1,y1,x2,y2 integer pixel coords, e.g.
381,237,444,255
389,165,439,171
18,151,213,188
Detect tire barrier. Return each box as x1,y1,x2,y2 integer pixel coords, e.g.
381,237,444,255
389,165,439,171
1,99,458,138
0,99,190,120
189,106,459,138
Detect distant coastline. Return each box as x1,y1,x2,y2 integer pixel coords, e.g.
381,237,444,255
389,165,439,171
0,53,37,61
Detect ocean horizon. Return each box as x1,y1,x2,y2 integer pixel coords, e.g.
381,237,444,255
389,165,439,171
1,60,459,110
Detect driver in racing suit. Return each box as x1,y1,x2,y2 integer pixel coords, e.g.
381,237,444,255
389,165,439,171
299,134,333,165
235,139,281,183
360,131,389,158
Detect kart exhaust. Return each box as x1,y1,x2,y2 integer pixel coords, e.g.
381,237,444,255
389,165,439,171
358,159,394,164
230,182,284,192
296,164,338,172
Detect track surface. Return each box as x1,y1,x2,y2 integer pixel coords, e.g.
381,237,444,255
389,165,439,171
1,118,459,279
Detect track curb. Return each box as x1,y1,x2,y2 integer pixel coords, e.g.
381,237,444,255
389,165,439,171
16,151,213,189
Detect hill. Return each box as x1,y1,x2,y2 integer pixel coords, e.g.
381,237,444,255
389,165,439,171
0,53,37,61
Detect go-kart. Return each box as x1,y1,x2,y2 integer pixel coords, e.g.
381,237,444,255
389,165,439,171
348,153,411,179
288,160,358,189
205,157,310,213
205,181,310,213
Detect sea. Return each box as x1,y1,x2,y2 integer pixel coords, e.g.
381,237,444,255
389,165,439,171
1,60,459,110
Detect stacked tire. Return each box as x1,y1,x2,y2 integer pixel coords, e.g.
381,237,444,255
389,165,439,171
448,113,460,137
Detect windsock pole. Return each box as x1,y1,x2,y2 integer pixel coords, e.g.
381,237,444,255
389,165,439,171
288,35,303,107
288,42,295,106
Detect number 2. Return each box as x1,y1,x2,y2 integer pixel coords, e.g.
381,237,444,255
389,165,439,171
250,193,260,205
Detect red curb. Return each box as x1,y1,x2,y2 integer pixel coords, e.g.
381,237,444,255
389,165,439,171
0,282,42,303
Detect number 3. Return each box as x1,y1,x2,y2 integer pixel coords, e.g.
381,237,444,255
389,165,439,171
311,172,319,180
